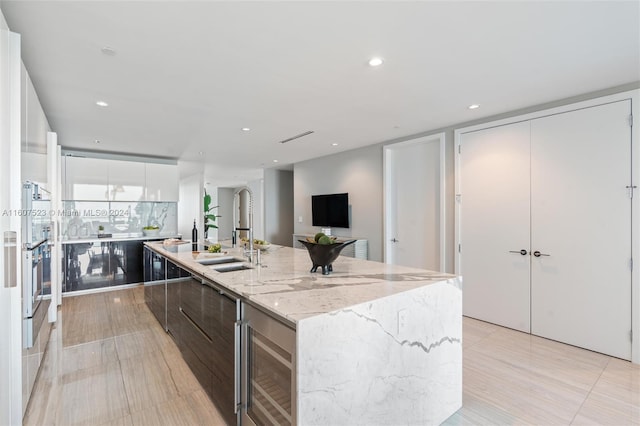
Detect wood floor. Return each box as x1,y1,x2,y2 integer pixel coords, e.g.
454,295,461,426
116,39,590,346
24,286,639,425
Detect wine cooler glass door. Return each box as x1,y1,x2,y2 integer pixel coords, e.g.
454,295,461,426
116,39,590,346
242,304,296,426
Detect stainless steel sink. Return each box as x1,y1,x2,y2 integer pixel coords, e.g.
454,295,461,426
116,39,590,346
195,256,241,265
209,262,253,273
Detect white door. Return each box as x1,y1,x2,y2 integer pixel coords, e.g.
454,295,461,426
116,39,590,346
384,134,445,271
0,28,23,425
458,121,531,332
530,100,632,360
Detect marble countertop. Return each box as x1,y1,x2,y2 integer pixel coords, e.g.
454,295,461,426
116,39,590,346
145,241,459,327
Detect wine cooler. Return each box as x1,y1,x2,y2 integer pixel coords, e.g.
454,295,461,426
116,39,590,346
241,304,296,425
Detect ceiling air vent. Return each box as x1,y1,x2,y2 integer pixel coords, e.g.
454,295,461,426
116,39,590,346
278,130,314,144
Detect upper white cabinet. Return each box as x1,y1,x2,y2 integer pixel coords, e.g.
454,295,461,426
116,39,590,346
63,156,109,200
62,156,178,201
145,163,179,201
106,159,145,201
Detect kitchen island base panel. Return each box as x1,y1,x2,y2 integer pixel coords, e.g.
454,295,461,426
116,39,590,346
297,279,462,425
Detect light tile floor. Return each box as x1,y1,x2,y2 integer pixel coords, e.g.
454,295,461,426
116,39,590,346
24,286,640,425
445,319,640,425
23,287,225,426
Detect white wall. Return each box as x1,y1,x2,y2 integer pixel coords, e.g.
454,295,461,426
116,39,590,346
217,187,234,241
178,172,202,242
292,83,639,270
264,169,294,246
294,145,383,261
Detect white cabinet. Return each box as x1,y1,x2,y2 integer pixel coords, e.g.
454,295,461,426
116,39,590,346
21,152,48,186
145,163,179,201
457,98,633,360
62,157,179,201
106,159,145,201
62,156,109,200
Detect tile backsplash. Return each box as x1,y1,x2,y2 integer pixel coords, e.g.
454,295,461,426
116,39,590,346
61,201,177,239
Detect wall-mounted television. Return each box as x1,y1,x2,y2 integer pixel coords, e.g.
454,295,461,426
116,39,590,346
312,193,349,228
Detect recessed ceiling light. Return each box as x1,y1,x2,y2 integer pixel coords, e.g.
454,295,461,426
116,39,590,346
101,46,116,56
468,104,480,110
96,101,108,107
273,159,279,163
241,127,251,132
368,57,384,67
94,139,101,144
332,143,339,146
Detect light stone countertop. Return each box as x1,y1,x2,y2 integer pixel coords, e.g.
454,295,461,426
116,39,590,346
145,241,460,327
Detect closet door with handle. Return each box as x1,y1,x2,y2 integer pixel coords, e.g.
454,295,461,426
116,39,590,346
458,121,532,332
531,100,632,360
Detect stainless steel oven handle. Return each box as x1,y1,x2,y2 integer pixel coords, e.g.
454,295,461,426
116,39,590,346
4,231,17,288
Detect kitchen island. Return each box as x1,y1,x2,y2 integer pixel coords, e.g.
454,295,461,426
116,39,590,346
145,241,462,425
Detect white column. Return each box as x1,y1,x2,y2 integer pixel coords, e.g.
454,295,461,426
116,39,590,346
46,132,59,320
0,28,23,425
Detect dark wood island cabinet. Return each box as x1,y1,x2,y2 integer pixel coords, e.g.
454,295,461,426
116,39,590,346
144,248,239,425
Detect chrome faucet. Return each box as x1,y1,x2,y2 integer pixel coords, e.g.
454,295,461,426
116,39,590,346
232,186,256,263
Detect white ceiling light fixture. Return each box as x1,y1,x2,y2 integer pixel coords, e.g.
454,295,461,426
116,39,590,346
332,143,339,146
273,159,278,163
368,57,384,67
101,46,116,56
241,127,251,132
468,104,480,110
96,100,108,107
94,139,100,144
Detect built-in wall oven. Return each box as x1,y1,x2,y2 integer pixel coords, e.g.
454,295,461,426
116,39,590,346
22,181,51,349
23,242,50,348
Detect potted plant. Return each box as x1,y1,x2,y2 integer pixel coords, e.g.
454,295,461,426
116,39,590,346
204,188,220,239
97,225,105,236
143,225,160,236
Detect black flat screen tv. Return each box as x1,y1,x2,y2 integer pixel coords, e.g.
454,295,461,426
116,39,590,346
312,193,349,228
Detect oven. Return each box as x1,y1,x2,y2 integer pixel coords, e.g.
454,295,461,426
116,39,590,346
23,242,49,348
22,181,51,349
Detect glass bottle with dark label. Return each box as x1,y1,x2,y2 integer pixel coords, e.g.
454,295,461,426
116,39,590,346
192,219,198,243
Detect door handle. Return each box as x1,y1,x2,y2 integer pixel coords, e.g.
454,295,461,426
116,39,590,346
509,249,528,256
390,238,399,243
533,251,550,257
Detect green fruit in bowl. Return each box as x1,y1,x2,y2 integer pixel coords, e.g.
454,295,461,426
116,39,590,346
208,243,222,253
317,235,333,245
314,232,326,242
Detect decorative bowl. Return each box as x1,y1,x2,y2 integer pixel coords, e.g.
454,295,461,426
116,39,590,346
298,239,356,275
143,229,160,237
254,242,271,251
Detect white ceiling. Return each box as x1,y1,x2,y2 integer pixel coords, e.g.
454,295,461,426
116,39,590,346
1,1,639,183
